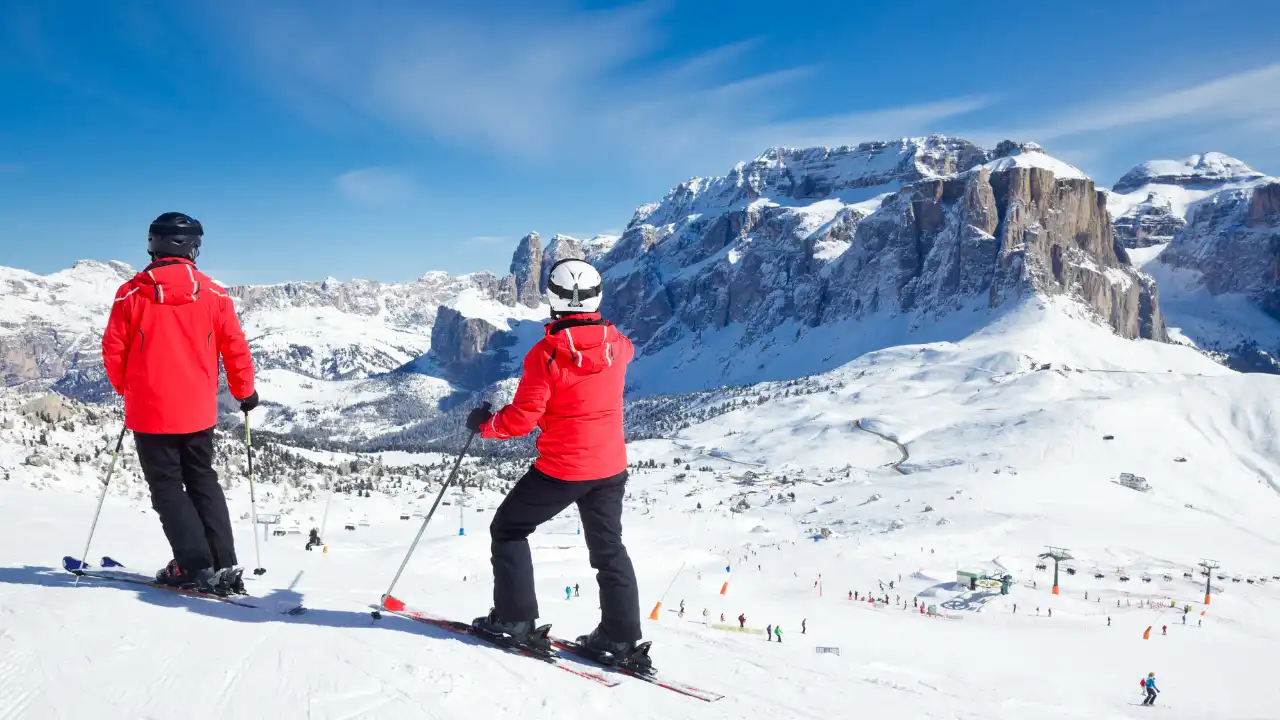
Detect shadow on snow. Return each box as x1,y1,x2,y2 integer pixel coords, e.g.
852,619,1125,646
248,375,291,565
0,564,495,652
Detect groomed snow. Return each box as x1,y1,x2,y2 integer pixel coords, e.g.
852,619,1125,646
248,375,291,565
3,299,1278,719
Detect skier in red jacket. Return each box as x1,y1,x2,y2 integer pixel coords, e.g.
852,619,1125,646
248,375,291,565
101,212,259,592
467,258,647,669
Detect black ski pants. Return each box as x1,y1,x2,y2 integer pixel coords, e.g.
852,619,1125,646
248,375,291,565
134,428,237,571
490,466,641,642
1143,689,1157,705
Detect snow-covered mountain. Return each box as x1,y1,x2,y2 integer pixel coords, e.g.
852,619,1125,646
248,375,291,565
1107,153,1268,248
1134,177,1280,371
8,137,1280,448
598,136,1161,394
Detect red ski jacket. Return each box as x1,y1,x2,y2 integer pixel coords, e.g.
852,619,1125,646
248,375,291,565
102,258,255,434
480,314,633,480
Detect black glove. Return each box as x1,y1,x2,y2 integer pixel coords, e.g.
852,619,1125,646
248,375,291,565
465,402,493,434
239,391,260,413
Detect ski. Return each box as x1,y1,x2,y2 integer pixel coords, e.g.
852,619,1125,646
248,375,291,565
550,638,724,702
62,557,306,615
373,596,621,688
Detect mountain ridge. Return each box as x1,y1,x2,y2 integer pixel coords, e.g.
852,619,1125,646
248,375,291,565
5,136,1279,447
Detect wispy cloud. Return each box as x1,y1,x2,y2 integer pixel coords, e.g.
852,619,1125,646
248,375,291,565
1004,62,1280,143
217,2,986,177
334,167,416,207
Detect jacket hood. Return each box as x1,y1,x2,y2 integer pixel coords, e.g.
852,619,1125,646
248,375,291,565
545,314,621,374
131,258,207,306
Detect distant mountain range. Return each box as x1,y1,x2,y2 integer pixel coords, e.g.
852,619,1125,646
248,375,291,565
2,136,1276,448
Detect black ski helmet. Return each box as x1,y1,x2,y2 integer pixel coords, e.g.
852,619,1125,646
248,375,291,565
147,212,203,260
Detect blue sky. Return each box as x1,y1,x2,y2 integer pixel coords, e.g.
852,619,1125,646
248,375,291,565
2,0,1278,285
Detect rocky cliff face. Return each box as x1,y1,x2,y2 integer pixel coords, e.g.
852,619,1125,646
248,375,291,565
0,260,134,393
1111,192,1186,247
1161,180,1280,315
508,233,543,309
596,138,1164,390
428,306,522,388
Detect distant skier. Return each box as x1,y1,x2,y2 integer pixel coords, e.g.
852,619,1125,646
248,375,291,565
1182,615,1186,625
801,618,807,634
848,591,853,600
306,528,322,551
565,586,573,601
774,625,782,643
702,608,709,625
103,212,258,593
766,624,773,641
738,613,746,629
1162,625,1167,635
1141,672,1159,706
465,260,645,666
1108,617,1112,626
574,583,580,597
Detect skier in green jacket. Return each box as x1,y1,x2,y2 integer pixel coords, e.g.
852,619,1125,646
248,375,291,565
774,625,783,643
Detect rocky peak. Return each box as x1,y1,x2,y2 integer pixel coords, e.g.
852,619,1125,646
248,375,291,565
1113,152,1264,194
540,234,586,293
508,232,543,308
600,140,1165,392
631,135,993,230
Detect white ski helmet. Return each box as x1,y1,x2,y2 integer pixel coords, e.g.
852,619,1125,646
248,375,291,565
546,258,603,315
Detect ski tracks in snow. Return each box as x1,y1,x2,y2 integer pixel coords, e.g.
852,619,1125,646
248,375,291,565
0,631,40,720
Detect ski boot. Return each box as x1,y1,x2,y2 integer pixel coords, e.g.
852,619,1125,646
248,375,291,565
575,625,654,674
472,609,553,656
213,567,247,595
155,560,218,592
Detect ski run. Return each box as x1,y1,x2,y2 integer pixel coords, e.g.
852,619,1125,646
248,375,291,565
2,303,1278,718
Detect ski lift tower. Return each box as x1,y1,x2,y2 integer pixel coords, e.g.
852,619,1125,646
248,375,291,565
1039,546,1073,596
1199,559,1220,605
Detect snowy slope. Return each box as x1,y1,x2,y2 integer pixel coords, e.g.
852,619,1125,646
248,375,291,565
3,300,1279,719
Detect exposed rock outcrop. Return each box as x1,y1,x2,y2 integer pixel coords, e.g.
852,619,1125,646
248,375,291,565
428,306,520,388
1112,192,1186,247
1162,181,1280,316
508,233,543,308
600,140,1166,381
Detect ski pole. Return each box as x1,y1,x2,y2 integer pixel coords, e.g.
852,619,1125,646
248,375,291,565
245,412,266,576
373,419,482,618
73,426,128,585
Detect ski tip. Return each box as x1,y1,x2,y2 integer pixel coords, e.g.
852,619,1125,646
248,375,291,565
382,595,406,612
62,556,88,572
101,556,124,568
